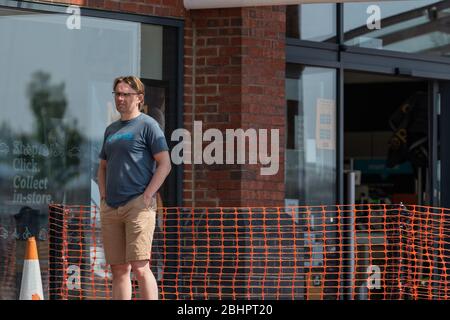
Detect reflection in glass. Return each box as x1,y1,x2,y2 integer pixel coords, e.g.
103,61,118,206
0,9,164,299
344,0,450,57
286,4,337,42
285,65,337,206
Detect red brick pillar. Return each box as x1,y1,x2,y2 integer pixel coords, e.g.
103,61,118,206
184,6,286,207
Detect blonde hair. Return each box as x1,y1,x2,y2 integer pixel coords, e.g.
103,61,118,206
113,76,145,109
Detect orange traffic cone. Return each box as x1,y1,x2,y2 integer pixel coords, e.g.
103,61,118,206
19,236,44,300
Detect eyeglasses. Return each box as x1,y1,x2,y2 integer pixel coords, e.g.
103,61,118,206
112,92,140,98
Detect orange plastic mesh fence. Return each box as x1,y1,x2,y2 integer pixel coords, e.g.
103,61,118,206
48,204,450,300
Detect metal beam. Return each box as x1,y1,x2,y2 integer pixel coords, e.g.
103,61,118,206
184,0,395,10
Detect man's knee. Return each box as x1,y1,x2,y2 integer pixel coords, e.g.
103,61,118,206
111,264,131,277
131,261,151,279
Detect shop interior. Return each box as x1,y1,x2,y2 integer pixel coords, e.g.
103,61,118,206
344,71,429,206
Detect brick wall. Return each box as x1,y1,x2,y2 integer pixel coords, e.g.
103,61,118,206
184,7,286,207
241,7,286,207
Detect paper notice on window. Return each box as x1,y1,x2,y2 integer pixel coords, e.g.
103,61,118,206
316,98,335,150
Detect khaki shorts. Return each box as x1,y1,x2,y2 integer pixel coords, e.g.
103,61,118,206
100,194,157,265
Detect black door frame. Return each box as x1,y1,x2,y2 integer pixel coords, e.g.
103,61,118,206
439,82,450,208
286,3,449,206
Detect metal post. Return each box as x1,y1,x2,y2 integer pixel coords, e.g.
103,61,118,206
343,171,356,300
417,167,422,205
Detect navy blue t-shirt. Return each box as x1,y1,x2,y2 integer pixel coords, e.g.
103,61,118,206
99,113,169,208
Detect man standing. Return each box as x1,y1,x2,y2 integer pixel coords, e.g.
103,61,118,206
97,76,171,300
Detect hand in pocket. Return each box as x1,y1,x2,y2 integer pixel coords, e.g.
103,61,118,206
143,193,153,208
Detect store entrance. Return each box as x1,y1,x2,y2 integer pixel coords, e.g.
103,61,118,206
344,71,430,206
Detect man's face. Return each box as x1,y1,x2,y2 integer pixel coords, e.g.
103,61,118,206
113,82,143,115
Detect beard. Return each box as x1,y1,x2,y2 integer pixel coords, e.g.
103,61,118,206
116,103,136,114
115,102,141,120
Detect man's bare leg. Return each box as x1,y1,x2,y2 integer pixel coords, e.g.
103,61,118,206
131,260,158,300
111,264,132,300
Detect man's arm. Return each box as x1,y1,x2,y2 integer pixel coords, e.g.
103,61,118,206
97,159,107,201
143,151,172,206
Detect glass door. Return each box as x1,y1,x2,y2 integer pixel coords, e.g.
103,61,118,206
343,71,438,206
285,64,337,206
